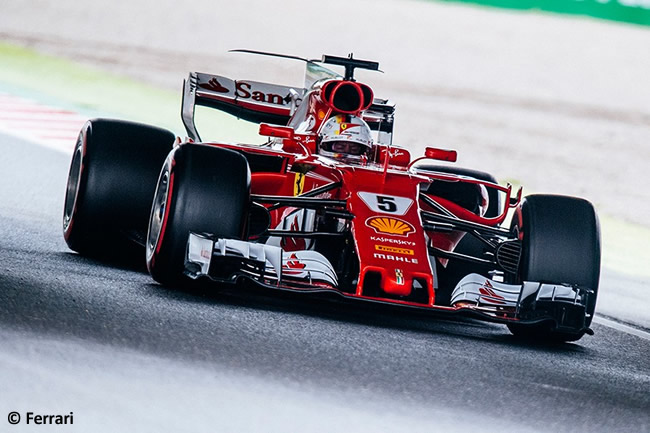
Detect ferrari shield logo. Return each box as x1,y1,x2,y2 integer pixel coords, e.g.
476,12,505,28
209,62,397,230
395,269,404,285
294,173,305,196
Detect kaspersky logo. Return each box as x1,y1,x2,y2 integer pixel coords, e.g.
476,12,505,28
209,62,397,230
366,217,415,237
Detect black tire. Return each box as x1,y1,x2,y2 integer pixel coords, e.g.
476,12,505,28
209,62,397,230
507,194,601,342
418,165,501,304
146,144,250,285
63,119,175,256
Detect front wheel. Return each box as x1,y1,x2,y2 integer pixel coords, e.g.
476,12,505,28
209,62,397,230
146,144,251,286
507,194,601,342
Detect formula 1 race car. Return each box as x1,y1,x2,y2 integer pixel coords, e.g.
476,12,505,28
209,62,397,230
62,51,601,342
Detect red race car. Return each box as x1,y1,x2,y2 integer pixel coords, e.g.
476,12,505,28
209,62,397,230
63,51,601,342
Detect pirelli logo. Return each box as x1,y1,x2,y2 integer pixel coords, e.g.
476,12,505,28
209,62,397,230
375,245,414,256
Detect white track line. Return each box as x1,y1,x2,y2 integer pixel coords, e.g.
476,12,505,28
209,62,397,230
593,316,650,341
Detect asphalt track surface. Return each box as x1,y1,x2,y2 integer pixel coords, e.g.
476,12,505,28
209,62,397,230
1,132,649,432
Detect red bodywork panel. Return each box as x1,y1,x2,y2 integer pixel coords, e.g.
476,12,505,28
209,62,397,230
201,135,518,308
161,60,594,335
339,169,433,300
193,74,520,310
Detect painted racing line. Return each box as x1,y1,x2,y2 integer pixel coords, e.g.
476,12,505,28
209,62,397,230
2,88,648,343
0,91,87,155
593,316,650,341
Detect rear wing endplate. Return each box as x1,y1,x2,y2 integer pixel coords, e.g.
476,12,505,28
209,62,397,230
182,72,305,141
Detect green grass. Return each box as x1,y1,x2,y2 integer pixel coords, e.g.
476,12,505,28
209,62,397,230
600,215,650,278
0,42,260,142
0,42,182,130
432,0,650,27
497,178,650,279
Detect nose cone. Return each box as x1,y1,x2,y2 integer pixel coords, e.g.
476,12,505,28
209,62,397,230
341,169,435,304
381,268,412,297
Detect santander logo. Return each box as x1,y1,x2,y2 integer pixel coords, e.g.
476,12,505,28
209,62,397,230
199,78,229,93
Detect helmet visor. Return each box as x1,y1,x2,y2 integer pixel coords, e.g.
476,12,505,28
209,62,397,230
327,140,365,156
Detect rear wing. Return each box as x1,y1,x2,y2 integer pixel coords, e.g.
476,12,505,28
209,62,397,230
182,72,304,141
182,71,396,145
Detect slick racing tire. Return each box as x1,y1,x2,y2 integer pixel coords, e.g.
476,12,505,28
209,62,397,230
146,144,250,286
418,165,501,305
63,119,175,256
507,194,601,342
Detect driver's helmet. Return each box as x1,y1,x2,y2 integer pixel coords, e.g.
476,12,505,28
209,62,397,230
319,115,373,162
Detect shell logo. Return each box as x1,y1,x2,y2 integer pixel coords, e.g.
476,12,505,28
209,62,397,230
366,217,415,237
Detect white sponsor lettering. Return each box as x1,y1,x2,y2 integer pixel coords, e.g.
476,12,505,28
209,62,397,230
373,253,419,264
370,236,416,246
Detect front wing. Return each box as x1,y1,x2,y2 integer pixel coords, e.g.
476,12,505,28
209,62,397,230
185,233,595,334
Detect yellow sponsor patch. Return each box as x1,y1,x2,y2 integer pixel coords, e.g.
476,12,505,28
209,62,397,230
366,216,415,237
375,245,414,256
294,173,305,196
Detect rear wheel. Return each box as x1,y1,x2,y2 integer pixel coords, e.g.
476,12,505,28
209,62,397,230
507,194,601,342
146,144,251,286
63,119,175,257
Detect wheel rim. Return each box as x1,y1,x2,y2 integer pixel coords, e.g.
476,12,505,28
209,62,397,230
146,168,170,260
63,145,83,232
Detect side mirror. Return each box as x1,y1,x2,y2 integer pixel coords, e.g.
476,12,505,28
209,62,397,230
377,146,411,167
259,124,295,139
425,147,457,162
